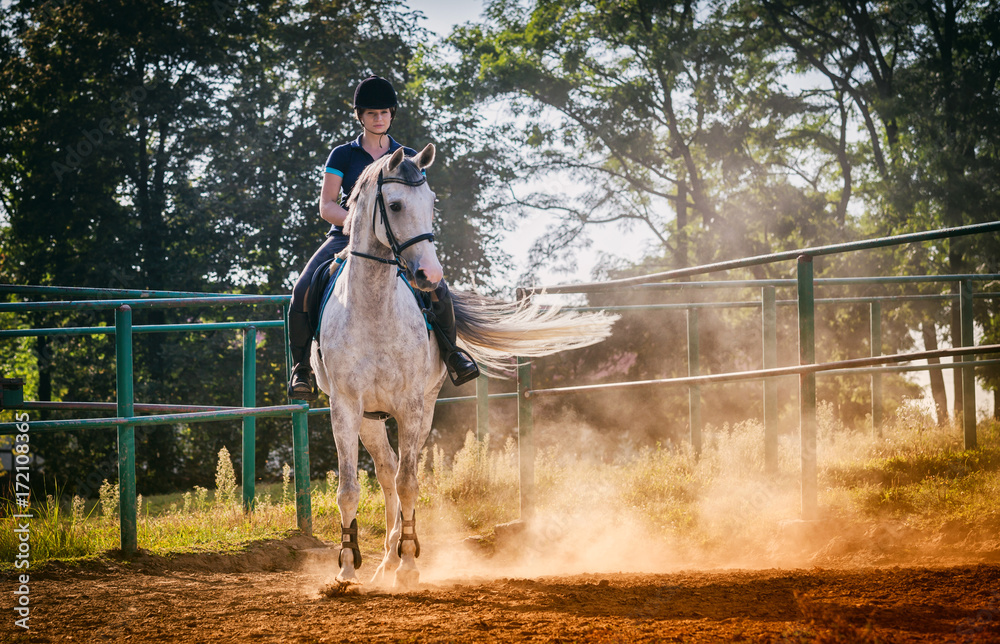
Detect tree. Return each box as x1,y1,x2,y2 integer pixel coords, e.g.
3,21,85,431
0,0,511,494
758,0,1000,419
439,0,867,287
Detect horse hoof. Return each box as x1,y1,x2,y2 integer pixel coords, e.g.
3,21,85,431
394,567,420,590
371,551,401,587
370,563,392,588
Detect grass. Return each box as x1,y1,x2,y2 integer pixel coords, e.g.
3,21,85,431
823,407,1000,535
2,400,999,568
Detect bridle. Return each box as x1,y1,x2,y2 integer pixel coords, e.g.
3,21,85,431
350,169,434,274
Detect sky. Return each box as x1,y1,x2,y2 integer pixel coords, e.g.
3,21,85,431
405,0,485,37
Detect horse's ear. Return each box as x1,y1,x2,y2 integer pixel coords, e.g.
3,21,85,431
387,147,406,172
415,143,435,170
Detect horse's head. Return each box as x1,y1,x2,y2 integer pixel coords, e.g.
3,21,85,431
347,143,443,291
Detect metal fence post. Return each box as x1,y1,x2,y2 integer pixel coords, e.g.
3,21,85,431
870,301,883,437
291,408,312,534
762,286,778,474
476,373,489,441
517,357,534,522
284,302,312,531
115,305,137,554
687,308,702,457
960,280,977,449
242,326,257,512
797,256,818,521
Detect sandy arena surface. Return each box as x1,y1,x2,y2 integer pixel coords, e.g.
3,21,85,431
3,536,1000,643
0,536,1000,644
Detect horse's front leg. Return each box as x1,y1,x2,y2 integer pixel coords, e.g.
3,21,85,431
359,417,401,587
393,390,439,589
330,401,363,584
392,407,424,589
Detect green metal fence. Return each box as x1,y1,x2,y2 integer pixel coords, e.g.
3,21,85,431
566,276,1000,470
0,291,303,553
2,220,999,549
518,220,1000,520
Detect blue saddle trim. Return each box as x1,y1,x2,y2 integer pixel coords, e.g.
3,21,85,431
314,258,432,340
314,257,346,341
396,269,433,331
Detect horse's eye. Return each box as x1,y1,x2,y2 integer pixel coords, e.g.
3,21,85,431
389,201,402,212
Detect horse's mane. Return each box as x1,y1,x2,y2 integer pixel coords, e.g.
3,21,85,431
343,153,424,235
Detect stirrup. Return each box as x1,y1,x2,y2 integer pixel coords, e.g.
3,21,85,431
340,518,363,569
445,349,480,387
287,365,317,402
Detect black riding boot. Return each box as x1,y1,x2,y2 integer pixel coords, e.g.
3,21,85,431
431,282,480,386
286,309,317,401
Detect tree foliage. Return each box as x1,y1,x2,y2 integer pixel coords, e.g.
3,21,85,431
2,0,998,496
440,0,998,430
0,0,511,495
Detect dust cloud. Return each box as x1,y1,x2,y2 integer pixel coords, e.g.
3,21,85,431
306,392,999,594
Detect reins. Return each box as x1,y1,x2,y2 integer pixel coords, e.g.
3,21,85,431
350,169,434,272
343,167,435,338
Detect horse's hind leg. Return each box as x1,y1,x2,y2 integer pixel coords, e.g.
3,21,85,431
359,417,401,586
330,403,363,584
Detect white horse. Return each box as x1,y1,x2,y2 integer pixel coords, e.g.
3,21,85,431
312,143,616,589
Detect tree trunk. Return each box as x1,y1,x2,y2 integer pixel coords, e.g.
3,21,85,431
676,179,688,277
835,93,851,225
922,320,949,426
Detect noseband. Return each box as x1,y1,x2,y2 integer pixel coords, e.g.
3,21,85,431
350,169,435,272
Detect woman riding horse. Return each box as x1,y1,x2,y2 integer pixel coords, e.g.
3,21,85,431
286,75,479,400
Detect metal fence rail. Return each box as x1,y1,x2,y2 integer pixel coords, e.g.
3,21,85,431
521,345,1000,398
0,320,284,338
0,296,304,553
3,220,999,550
516,220,1000,520
530,221,1000,294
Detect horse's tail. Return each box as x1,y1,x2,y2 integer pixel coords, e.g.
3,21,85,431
451,290,618,375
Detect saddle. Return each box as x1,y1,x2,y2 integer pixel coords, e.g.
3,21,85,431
306,257,343,342
306,255,431,341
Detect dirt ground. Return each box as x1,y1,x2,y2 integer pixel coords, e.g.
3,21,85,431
4,535,1000,644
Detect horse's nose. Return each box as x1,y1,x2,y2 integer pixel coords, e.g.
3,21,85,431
416,262,443,285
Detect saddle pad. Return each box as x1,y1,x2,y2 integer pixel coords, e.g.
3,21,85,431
312,257,345,341
311,259,432,342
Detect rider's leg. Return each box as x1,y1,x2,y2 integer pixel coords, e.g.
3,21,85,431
288,236,345,400
286,308,315,401
430,280,480,386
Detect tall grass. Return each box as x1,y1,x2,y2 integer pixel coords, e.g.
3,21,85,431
2,404,998,567
822,402,1000,533
419,431,519,531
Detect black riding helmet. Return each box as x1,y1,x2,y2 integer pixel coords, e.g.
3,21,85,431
354,75,397,110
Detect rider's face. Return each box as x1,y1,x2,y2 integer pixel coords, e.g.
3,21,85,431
360,108,392,134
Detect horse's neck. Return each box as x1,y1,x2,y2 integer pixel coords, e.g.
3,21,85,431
343,234,400,316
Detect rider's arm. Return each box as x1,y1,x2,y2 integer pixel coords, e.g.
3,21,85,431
319,172,349,226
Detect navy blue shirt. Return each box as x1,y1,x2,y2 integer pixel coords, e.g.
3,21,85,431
324,133,416,237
